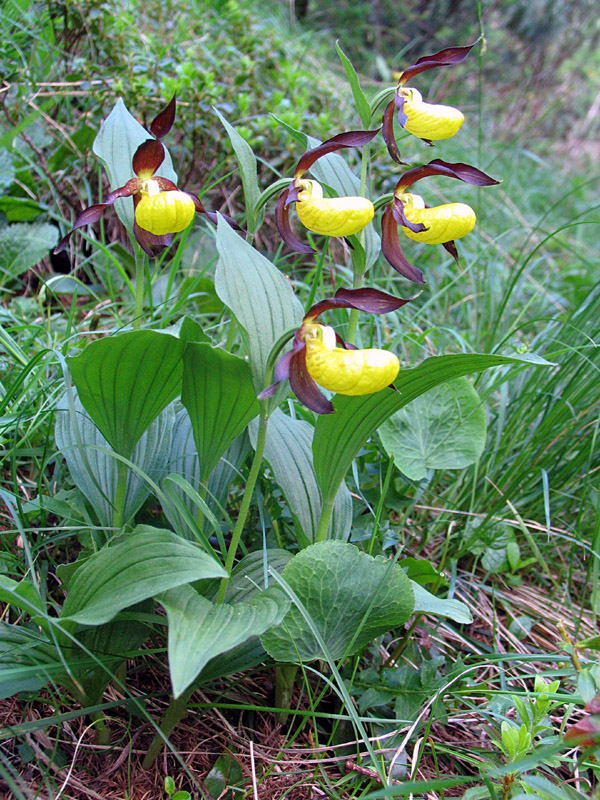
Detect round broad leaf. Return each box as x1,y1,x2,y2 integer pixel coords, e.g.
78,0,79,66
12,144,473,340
379,377,486,481
261,541,414,663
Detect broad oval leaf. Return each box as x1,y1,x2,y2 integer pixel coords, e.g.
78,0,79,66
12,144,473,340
55,390,174,528
215,215,303,388
313,352,552,504
158,583,289,697
92,98,178,230
379,377,486,481
261,541,414,663
60,526,226,625
67,330,184,458
249,409,352,545
181,343,259,483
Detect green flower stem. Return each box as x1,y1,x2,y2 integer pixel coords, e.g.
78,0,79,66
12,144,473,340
346,143,371,345
111,458,129,530
367,456,395,554
216,405,269,603
89,710,111,748
314,494,335,543
132,243,146,331
141,694,190,770
274,663,299,724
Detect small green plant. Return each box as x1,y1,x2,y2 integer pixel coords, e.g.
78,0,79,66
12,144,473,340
165,774,191,800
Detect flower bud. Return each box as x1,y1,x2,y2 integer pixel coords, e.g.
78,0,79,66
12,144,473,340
399,193,476,244
135,190,196,235
295,180,374,238
304,324,399,395
399,88,464,141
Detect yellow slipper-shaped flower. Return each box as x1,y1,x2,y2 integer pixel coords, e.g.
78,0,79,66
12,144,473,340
135,189,196,235
295,180,375,238
399,88,464,141
304,324,399,396
399,193,476,245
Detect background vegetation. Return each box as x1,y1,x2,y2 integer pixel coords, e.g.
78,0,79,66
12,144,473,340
1,0,599,797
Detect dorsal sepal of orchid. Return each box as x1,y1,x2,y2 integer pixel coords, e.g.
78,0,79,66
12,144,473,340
381,204,426,285
150,95,176,139
275,187,315,254
382,100,409,165
398,42,478,86
306,287,411,321
294,128,380,178
54,203,112,253
132,139,165,178
396,158,500,193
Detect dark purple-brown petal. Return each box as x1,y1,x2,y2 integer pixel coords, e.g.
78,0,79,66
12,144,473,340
381,205,425,285
396,159,499,193
275,188,315,254
133,219,173,256
382,100,407,166
257,343,301,401
442,239,459,264
289,347,335,415
304,287,410,321
334,333,358,351
398,43,477,86
154,177,179,192
54,203,112,253
105,178,142,203
150,95,176,139
294,129,380,178
132,139,165,178
392,196,428,234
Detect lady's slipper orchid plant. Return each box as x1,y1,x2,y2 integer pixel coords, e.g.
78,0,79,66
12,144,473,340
382,43,476,164
259,287,410,414
276,129,380,253
55,97,236,256
381,158,500,284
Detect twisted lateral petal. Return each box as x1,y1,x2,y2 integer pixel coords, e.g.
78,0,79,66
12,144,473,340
135,190,196,235
399,88,464,141
400,194,475,244
304,329,399,396
381,205,425,285
296,180,374,237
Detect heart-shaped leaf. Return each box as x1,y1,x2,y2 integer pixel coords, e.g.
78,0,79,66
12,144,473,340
314,352,552,504
158,583,289,697
379,377,486,481
60,526,226,626
181,343,259,483
67,330,184,458
215,216,303,388
261,541,414,663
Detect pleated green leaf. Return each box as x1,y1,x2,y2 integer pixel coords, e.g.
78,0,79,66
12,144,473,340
67,330,184,458
181,343,259,483
60,526,226,626
158,583,289,697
